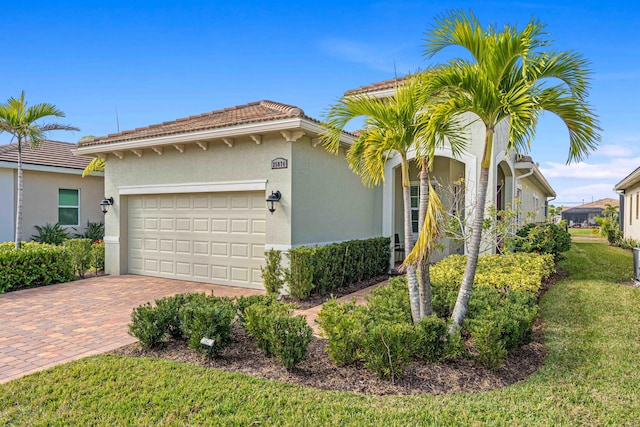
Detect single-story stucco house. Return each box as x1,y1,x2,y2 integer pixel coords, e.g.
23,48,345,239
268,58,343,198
0,140,104,243
74,79,556,290
614,167,640,240
561,197,619,227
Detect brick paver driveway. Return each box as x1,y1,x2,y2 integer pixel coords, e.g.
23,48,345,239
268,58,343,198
0,275,263,384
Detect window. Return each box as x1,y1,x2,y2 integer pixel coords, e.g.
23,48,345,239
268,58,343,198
410,185,420,234
636,193,638,220
630,195,633,226
58,189,79,226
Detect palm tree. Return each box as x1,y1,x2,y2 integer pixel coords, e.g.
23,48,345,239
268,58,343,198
421,10,600,332
82,157,104,177
322,74,464,323
0,92,79,248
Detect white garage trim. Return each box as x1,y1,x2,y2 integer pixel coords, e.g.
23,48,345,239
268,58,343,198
118,179,267,195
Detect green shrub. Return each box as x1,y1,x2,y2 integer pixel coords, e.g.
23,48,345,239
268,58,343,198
362,321,417,380
235,294,278,324
63,238,92,278
285,237,391,300
0,242,75,292
179,296,236,358
73,220,104,243
154,294,191,339
365,277,412,324
244,303,312,369
268,314,313,369
467,315,508,368
31,222,68,245
317,299,368,365
430,252,554,294
128,303,167,349
616,236,640,250
244,303,292,354
91,240,105,273
285,247,315,300
514,222,571,260
260,249,284,295
415,316,448,362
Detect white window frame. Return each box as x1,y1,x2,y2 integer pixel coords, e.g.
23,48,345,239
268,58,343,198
58,188,80,227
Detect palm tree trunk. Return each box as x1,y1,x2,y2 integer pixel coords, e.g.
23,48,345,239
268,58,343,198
14,139,23,249
401,159,421,324
449,127,493,333
417,157,432,317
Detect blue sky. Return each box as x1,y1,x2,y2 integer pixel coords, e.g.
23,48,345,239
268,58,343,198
1,0,638,206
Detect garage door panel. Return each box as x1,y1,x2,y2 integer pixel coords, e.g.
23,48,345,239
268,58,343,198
128,192,265,288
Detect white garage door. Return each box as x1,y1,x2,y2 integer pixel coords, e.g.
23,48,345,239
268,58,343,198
128,192,266,289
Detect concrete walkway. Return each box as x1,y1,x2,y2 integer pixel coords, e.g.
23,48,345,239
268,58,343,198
0,275,263,384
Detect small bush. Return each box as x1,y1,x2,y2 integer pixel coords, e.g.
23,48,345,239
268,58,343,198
268,314,313,369
616,236,640,250
155,294,191,339
514,222,571,260
362,321,417,380
365,277,412,324
0,242,75,292
63,238,92,278
31,222,68,245
415,316,448,362
285,247,315,300
235,294,278,324
91,240,105,273
179,296,236,358
467,315,507,368
244,303,312,369
128,303,167,349
317,299,368,365
261,249,284,295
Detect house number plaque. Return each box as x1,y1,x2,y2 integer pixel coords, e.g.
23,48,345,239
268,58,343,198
271,157,288,169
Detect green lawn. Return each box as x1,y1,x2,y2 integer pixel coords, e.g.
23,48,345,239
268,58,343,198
568,226,600,237
1,242,638,426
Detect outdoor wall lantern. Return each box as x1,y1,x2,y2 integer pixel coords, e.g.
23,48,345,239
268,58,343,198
266,191,281,214
100,197,114,214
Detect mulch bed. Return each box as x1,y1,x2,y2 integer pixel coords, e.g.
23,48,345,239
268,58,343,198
110,271,565,396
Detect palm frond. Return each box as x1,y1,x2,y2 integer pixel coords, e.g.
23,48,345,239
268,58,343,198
403,180,445,266
82,157,105,177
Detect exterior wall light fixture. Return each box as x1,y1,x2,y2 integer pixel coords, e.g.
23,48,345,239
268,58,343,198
100,197,114,214
266,191,281,214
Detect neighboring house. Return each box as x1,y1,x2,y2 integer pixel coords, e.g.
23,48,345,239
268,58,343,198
75,79,557,289
0,140,104,243
561,197,619,227
614,167,640,240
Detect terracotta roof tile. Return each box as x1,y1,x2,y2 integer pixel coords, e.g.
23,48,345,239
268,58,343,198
0,140,90,170
565,198,619,211
79,100,316,147
344,76,408,96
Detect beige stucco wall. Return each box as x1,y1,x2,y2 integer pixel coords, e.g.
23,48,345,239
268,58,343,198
516,173,549,224
622,183,640,241
102,135,293,275
291,138,381,246
19,170,104,240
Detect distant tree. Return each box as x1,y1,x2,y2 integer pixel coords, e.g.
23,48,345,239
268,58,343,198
0,92,79,248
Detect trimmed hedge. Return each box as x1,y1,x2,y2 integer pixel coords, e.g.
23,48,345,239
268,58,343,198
285,237,390,299
0,242,75,293
514,222,572,259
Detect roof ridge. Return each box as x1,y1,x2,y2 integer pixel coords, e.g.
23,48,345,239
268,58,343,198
258,100,305,117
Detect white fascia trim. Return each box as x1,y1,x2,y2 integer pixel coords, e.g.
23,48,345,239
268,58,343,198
74,118,354,155
118,179,268,195
0,161,95,176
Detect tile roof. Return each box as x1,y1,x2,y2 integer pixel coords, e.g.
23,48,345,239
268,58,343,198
0,140,91,170
79,100,318,147
564,198,619,211
344,76,408,96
